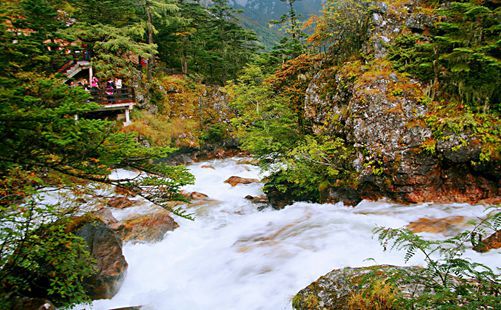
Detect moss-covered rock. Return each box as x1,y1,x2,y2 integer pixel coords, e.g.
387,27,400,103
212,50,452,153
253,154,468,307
292,265,422,310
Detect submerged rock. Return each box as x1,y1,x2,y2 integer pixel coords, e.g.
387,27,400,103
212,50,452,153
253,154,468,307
71,217,128,300
245,195,268,204
200,164,215,169
190,191,209,200
224,176,260,187
407,216,466,234
473,230,501,253
237,158,259,165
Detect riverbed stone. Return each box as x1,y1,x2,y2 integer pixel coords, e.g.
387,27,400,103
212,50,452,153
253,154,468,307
407,216,466,234
225,176,260,187
108,197,135,209
115,209,179,242
190,191,209,200
201,164,215,169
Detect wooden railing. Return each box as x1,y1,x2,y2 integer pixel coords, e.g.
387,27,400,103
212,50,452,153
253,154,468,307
89,87,135,105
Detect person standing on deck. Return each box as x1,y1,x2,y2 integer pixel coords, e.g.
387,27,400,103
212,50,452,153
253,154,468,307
115,78,122,89
91,76,99,89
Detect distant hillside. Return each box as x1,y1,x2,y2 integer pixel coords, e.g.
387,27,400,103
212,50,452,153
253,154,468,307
197,0,323,48
230,0,324,48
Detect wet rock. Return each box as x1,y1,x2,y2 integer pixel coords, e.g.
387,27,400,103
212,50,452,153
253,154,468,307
266,187,293,210
245,195,268,204
92,208,118,226
224,176,260,187
115,186,139,197
327,188,363,206
293,265,424,310
303,58,499,205
171,153,193,165
473,230,501,253
116,209,179,243
190,191,209,200
181,190,209,200
108,197,135,209
237,158,259,165
201,164,215,169
12,297,55,310
71,217,128,300
407,216,466,234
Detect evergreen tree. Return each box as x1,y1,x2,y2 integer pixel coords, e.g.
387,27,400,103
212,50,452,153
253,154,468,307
157,0,259,84
269,0,306,65
0,1,194,306
390,1,500,111
137,0,179,80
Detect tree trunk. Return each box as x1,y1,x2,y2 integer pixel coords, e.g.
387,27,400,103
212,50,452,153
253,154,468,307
146,6,154,81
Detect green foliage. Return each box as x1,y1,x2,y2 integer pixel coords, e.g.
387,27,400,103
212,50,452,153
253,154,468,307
6,224,95,308
157,0,259,84
200,123,230,145
423,104,500,162
309,0,372,63
228,64,300,159
264,136,358,203
374,210,501,308
0,189,96,308
267,0,306,65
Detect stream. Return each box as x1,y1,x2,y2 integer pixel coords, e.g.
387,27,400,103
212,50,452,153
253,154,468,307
88,158,499,310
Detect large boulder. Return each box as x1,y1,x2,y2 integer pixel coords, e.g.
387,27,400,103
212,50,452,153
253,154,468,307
71,217,128,300
114,209,179,243
293,265,423,310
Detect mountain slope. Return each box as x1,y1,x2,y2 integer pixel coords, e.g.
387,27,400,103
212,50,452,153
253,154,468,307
229,0,324,48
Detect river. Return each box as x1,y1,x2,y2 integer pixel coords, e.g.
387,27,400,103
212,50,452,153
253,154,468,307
88,158,499,310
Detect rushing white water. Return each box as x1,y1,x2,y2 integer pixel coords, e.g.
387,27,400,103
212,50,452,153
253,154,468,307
88,158,499,310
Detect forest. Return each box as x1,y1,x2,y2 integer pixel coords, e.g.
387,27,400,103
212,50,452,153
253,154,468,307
0,0,499,309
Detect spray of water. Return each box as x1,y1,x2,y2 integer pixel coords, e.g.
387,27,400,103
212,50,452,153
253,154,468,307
85,158,499,310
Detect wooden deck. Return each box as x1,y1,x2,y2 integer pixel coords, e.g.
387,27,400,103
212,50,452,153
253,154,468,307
88,88,136,126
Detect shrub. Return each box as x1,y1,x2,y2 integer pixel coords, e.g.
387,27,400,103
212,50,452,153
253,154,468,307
373,210,501,308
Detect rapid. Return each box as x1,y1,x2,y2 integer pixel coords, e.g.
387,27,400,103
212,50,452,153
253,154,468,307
89,158,499,310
